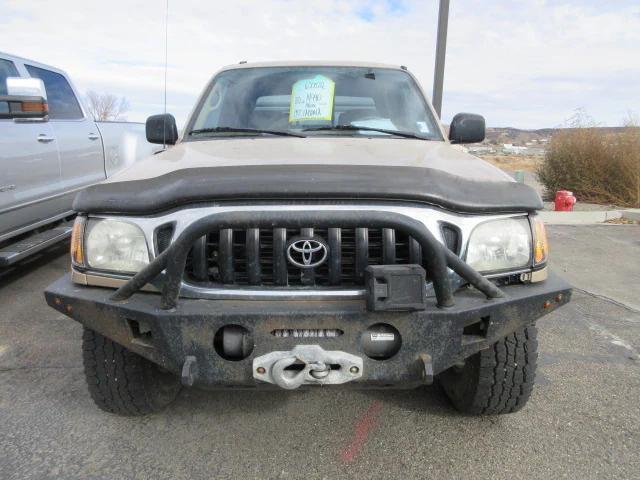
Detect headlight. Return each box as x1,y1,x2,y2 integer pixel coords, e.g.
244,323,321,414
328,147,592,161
83,218,149,273
465,217,531,273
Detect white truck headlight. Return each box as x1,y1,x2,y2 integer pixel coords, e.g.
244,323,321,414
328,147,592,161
465,217,531,273
84,219,149,273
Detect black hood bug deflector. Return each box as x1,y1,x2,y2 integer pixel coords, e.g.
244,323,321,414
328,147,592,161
74,165,543,215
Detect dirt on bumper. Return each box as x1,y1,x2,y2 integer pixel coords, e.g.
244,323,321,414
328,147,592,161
45,274,571,389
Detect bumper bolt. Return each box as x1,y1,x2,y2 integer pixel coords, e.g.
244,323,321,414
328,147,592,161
349,366,359,375
256,367,266,375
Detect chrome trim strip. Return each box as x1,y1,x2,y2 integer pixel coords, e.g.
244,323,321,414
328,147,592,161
484,268,532,279
73,269,159,292
180,284,366,300
73,267,364,299
530,266,548,283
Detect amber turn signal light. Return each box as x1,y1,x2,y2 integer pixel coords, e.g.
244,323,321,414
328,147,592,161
70,217,86,267
21,101,48,114
532,216,548,265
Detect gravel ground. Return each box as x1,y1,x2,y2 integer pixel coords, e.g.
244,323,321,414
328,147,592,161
1,226,638,479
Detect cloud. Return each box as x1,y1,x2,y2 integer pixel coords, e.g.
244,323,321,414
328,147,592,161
0,0,637,128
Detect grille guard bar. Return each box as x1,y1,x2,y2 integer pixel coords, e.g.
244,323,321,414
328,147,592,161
110,210,504,309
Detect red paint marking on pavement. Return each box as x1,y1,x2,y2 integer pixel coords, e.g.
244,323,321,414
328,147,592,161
340,400,384,464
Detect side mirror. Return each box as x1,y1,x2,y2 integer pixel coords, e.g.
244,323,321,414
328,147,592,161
146,113,178,145
449,113,485,144
0,77,48,120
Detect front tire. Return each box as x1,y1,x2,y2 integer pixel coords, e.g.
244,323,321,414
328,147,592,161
439,325,538,415
82,328,181,415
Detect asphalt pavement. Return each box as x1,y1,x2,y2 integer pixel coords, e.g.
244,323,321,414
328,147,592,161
1,225,638,480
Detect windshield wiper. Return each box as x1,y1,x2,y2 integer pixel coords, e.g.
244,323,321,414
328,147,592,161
189,126,306,138
302,125,430,140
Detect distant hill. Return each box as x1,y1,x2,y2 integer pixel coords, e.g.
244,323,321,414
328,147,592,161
483,126,632,146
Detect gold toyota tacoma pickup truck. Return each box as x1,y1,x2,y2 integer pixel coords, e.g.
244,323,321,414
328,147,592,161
45,61,571,416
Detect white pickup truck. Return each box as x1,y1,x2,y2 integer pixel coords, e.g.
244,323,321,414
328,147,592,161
0,51,160,266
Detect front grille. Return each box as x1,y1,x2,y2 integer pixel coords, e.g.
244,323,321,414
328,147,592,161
180,225,459,288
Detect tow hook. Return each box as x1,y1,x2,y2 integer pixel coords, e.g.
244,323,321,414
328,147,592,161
253,345,363,389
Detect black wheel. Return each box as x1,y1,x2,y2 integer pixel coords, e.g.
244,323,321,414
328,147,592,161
82,328,181,415
439,325,538,415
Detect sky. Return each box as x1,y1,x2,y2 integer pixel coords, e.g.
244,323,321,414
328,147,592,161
1,0,638,129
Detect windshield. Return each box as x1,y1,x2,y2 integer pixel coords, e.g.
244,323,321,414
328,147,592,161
187,66,443,140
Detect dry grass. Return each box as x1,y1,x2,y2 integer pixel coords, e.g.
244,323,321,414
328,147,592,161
537,127,640,207
604,217,638,224
480,155,542,173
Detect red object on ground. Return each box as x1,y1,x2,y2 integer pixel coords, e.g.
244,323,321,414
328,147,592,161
554,190,577,211
340,400,383,464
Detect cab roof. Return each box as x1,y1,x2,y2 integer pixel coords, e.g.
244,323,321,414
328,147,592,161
219,60,408,71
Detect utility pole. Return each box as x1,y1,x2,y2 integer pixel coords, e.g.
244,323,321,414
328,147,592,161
432,0,450,118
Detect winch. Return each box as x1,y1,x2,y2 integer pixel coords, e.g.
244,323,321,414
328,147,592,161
252,345,363,389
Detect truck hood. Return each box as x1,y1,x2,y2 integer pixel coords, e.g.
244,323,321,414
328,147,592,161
106,137,513,183
75,138,543,214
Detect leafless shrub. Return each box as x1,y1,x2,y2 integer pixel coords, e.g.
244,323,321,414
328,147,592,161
85,91,129,121
537,120,640,207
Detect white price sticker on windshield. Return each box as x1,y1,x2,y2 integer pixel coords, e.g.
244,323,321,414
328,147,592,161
289,75,335,122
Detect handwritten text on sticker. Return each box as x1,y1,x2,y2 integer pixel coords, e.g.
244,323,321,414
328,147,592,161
289,75,335,122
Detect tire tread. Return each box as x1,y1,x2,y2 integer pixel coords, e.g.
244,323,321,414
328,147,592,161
440,325,538,415
82,328,179,415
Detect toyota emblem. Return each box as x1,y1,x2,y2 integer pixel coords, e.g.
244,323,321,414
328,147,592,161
286,237,329,269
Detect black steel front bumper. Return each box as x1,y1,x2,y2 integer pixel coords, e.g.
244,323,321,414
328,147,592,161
45,273,571,389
